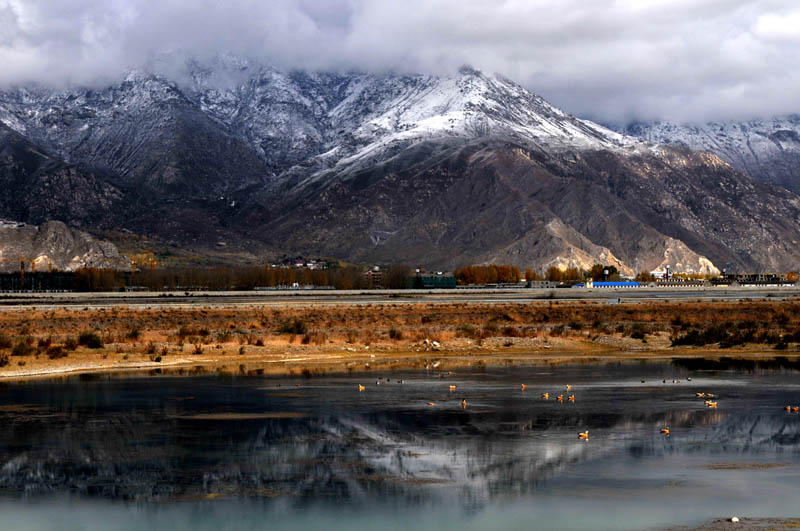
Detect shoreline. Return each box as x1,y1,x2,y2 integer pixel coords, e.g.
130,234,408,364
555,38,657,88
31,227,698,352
1,344,797,383
2,298,800,383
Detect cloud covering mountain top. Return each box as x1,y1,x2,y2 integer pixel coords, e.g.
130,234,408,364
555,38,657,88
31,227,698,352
1,0,798,123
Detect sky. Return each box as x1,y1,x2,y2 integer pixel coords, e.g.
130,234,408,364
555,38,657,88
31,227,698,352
0,0,798,123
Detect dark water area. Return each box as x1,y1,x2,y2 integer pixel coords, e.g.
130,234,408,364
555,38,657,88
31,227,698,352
1,360,799,530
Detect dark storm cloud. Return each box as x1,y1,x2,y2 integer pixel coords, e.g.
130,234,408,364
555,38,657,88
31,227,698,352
1,0,798,122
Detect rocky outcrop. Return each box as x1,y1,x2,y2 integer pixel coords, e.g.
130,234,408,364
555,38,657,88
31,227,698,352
0,219,122,271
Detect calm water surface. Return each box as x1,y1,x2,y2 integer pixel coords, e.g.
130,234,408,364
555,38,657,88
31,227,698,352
1,360,799,530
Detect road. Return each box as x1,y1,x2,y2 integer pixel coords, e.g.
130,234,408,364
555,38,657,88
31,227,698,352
0,286,798,309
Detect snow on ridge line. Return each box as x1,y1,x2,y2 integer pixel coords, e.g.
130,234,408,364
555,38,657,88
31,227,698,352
0,60,656,179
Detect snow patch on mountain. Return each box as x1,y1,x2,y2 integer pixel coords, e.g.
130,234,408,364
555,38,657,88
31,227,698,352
620,115,800,193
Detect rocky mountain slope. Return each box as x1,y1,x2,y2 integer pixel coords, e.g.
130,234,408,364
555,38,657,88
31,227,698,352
1,58,799,273
0,220,122,272
621,116,800,194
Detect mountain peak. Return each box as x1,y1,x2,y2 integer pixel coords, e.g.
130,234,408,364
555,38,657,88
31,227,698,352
2,61,799,274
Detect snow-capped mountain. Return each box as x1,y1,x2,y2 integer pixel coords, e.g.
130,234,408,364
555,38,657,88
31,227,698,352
1,58,800,273
621,116,800,194
0,60,645,188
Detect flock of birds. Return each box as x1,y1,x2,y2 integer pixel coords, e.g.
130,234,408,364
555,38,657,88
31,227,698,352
353,375,753,441
356,380,594,437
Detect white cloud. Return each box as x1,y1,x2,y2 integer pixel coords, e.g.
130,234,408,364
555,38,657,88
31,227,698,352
0,0,798,123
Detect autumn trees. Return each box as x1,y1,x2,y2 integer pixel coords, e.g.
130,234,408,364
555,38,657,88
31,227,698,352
453,264,521,285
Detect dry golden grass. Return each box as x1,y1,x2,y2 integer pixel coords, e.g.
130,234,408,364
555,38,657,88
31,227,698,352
0,299,799,380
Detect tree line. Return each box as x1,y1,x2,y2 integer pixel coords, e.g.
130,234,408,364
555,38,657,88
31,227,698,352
455,263,631,285
70,265,414,292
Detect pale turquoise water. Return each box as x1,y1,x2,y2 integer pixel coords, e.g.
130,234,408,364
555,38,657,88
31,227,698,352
0,360,798,530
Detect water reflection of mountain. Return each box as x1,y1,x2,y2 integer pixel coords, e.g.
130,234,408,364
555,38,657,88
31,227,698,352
629,412,800,458
1,397,798,504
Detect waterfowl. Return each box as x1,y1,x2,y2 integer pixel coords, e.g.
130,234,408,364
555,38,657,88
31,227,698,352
578,431,589,439
565,385,572,391
696,393,705,397
706,393,714,398
707,401,718,408
521,384,527,390
427,402,436,406
557,395,564,402
541,393,549,399
449,385,457,391
793,407,799,413
358,384,365,392
462,399,467,409
568,395,575,402
785,406,792,411
660,427,670,435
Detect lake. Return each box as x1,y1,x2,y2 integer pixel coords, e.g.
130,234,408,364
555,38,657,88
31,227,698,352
1,359,799,530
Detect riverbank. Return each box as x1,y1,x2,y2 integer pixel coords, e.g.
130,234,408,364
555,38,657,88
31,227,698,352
1,299,799,381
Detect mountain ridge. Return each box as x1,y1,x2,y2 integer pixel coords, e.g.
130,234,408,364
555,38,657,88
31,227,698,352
0,59,798,274
617,115,800,194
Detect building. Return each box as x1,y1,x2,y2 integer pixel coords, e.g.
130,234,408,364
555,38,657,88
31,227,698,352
715,273,792,286
364,267,384,288
407,270,457,289
575,281,641,288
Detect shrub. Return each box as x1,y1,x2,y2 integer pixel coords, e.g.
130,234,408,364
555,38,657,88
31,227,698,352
12,341,34,357
47,346,67,359
456,324,477,338
64,337,79,351
145,342,156,354
37,337,52,349
0,352,8,367
389,328,404,340
0,333,11,349
126,329,140,340
193,344,204,355
630,323,647,340
78,331,103,349
278,319,307,335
